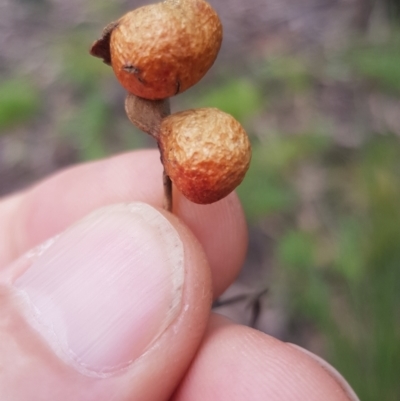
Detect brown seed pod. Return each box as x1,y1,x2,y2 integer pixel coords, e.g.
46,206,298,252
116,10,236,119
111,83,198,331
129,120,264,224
159,108,251,204
92,0,223,100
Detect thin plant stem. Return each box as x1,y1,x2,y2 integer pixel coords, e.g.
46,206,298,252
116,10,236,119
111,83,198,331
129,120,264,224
124,94,173,212
163,169,173,212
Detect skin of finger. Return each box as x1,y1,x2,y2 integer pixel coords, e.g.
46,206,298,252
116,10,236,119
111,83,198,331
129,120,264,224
173,189,247,297
172,314,353,401
0,150,247,297
0,210,212,401
0,193,24,268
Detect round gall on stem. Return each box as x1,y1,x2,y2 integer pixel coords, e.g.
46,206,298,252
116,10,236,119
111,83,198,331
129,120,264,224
159,108,251,204
109,0,222,100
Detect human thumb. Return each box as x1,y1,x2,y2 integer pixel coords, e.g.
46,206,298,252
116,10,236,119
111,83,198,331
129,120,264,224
0,203,212,401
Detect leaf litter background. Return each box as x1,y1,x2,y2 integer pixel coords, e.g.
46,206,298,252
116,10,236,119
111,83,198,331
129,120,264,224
1,0,400,399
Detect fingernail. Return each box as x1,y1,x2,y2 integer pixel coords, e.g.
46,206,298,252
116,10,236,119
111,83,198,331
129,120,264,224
287,344,360,401
14,203,184,376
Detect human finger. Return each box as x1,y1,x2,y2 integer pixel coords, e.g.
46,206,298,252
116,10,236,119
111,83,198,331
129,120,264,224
172,314,359,401
0,203,212,401
0,149,247,297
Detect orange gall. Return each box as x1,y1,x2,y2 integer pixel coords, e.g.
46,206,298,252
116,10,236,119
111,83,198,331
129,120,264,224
159,108,251,204
108,0,222,100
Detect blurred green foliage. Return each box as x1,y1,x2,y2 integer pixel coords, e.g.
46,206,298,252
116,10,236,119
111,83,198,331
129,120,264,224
0,78,41,132
275,136,400,401
238,133,330,219
349,32,400,94
279,230,315,272
238,153,296,219
260,55,313,93
194,78,264,121
62,92,110,160
55,28,149,161
59,31,112,91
